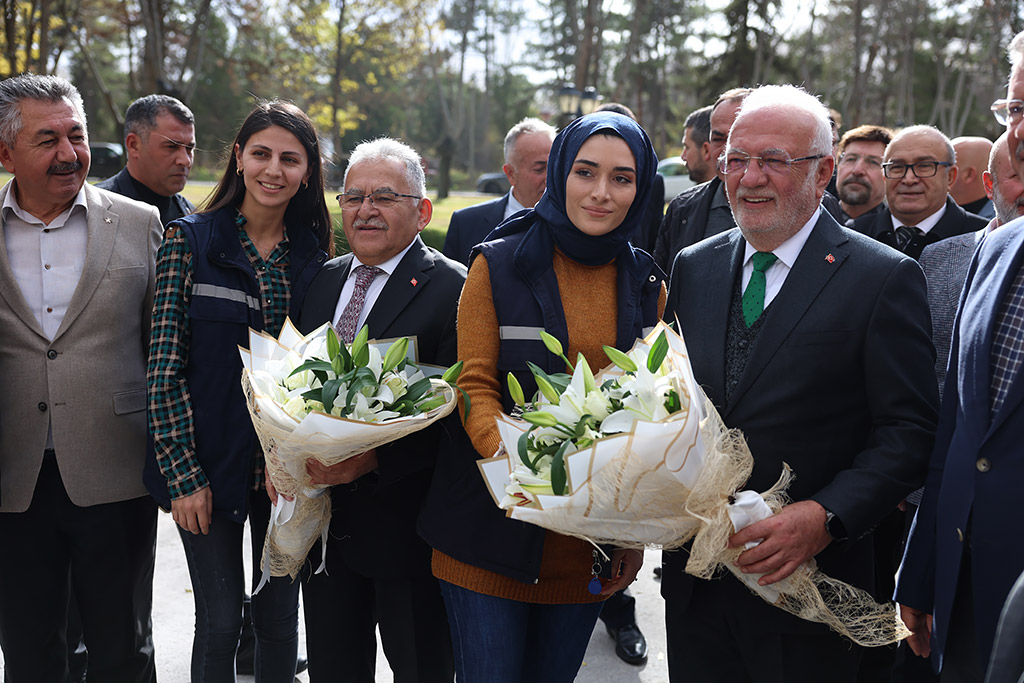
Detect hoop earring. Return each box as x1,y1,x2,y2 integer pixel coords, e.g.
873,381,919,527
302,181,309,189
236,167,243,176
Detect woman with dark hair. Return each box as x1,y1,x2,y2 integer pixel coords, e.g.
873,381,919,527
145,100,331,682
419,111,666,681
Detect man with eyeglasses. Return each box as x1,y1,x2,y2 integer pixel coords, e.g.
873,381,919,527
660,84,936,683
653,87,751,272
949,136,996,220
897,30,1024,681
833,125,893,226
852,125,987,260
297,138,464,681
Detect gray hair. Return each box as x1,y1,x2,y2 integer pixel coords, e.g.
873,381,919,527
684,106,712,146
503,117,557,165
1009,31,1024,69
886,125,956,165
732,84,832,156
345,137,427,196
0,74,87,148
124,94,194,141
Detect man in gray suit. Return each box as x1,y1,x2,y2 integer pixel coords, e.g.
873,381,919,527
921,132,1024,393
0,74,162,682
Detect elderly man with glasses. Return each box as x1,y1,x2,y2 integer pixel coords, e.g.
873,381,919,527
297,137,465,682
660,83,938,683
851,125,987,260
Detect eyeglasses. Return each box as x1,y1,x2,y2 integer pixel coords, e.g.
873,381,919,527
718,152,825,175
838,153,883,169
881,161,952,179
337,190,421,210
991,99,1024,126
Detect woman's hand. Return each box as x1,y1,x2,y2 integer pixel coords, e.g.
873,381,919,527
306,450,378,486
171,486,213,535
600,548,644,596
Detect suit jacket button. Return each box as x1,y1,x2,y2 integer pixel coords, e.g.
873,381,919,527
956,528,964,542
38,402,47,412
47,350,57,359
976,457,991,472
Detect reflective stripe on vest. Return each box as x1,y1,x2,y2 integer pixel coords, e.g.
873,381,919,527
499,325,546,341
192,283,260,311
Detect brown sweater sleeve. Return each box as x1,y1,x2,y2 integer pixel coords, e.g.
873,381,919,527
456,255,504,458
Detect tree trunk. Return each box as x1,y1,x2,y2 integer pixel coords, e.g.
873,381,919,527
138,0,165,93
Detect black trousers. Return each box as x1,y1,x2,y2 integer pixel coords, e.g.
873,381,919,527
0,454,157,683
301,543,453,683
665,572,863,683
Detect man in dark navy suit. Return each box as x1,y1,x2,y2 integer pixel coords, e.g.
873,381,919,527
300,138,465,682
442,117,555,266
897,30,1024,681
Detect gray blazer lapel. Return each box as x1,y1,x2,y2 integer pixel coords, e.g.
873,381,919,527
726,214,849,413
54,185,116,342
364,239,432,337
0,183,47,340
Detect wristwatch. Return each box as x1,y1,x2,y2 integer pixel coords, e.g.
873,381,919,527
824,508,847,541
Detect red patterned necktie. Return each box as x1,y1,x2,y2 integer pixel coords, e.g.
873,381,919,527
335,265,382,343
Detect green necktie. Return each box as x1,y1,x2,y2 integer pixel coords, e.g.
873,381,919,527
742,251,778,328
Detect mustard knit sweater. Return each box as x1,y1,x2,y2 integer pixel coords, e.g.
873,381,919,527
432,249,666,603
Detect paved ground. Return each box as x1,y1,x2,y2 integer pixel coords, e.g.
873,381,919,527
1,512,672,681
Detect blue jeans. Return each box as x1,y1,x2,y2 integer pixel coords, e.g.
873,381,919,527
177,489,299,683
439,580,604,683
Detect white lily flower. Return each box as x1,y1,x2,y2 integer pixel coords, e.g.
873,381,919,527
282,396,310,420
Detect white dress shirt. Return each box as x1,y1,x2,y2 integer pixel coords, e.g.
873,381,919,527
741,207,820,309
891,202,947,235
332,238,419,331
2,181,89,340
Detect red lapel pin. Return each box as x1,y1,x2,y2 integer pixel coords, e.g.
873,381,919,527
410,277,418,286
825,253,835,263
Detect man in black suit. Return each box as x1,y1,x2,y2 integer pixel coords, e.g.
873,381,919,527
442,117,555,266
852,125,987,259
299,137,465,682
661,84,938,683
96,94,196,226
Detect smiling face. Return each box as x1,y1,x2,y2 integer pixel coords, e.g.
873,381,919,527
1007,63,1024,179
564,134,638,237
883,129,957,226
341,158,432,265
235,125,310,215
127,111,195,196
725,107,833,251
0,97,90,223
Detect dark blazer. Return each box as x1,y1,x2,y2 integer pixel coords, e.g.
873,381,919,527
897,218,1024,672
653,177,722,272
919,227,987,395
662,213,938,630
442,194,509,267
851,196,987,260
96,167,195,227
298,237,466,576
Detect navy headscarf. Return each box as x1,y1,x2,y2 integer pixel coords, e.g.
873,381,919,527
489,111,659,266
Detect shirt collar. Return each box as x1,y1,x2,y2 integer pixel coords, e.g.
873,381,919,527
891,201,947,234
711,181,729,209
2,179,88,227
506,190,527,217
743,207,821,268
350,236,419,277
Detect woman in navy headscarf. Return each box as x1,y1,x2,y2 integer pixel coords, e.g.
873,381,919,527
419,112,666,682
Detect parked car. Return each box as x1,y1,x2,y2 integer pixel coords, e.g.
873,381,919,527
88,142,124,180
657,157,695,200
476,172,510,195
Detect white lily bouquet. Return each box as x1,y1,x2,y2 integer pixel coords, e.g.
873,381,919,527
240,319,463,590
478,322,909,647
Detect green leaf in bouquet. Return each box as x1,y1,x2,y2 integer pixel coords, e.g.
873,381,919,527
404,377,433,403
578,353,597,394
321,377,344,413
526,362,569,404
522,410,559,427
507,372,526,407
289,359,334,378
539,330,573,371
351,325,370,368
551,439,571,495
335,334,352,373
415,396,446,412
382,337,410,374
647,330,669,373
518,430,534,472
456,385,471,423
574,414,596,439
344,366,379,409
603,345,638,373
301,387,323,402
441,360,464,384
664,388,681,414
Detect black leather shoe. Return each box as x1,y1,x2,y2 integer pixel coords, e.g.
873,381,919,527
606,623,648,665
